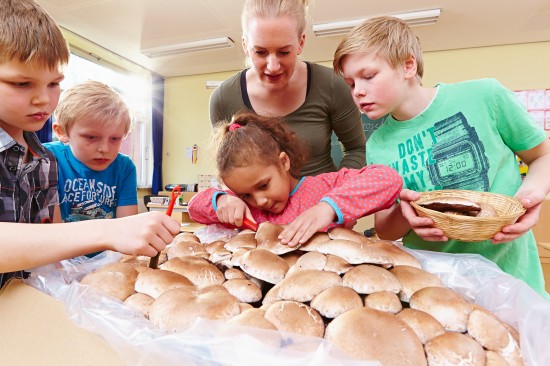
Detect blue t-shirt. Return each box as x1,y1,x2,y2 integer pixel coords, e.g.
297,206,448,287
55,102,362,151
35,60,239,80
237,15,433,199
44,142,137,222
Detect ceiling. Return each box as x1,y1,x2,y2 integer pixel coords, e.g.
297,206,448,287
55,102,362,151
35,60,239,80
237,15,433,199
36,0,550,78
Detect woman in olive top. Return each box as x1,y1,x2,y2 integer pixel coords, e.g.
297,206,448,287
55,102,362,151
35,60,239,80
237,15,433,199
209,0,366,176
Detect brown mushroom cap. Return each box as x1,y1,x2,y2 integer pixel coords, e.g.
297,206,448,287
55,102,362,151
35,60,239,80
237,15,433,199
425,332,486,366
224,232,257,252
467,309,523,366
224,267,247,280
167,240,205,259
160,256,225,286
396,308,445,345
310,286,363,319
80,262,138,301
485,351,508,366
289,251,327,273
409,287,473,333
264,300,325,338
222,279,262,303
173,232,200,243
274,269,342,302
123,292,155,318
209,247,232,264
389,265,443,302
298,232,331,252
364,291,402,314
343,264,401,294
327,227,373,244
325,307,426,364
323,254,353,274
279,251,302,267
134,268,193,299
226,308,277,332
255,222,297,254
203,240,227,254
149,285,240,332
239,248,289,284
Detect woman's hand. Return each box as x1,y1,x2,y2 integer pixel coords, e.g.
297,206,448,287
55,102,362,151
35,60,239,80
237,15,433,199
215,194,255,228
399,189,447,242
278,202,336,247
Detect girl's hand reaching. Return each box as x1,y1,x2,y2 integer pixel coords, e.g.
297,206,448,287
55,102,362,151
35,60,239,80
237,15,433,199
215,194,255,228
278,202,336,247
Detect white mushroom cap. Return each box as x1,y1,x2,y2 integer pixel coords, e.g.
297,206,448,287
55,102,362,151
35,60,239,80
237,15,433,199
364,291,402,314
327,227,373,244
274,269,342,302
149,284,240,333
325,307,426,364
222,279,262,303
409,287,473,333
224,232,257,252
467,309,523,366
80,262,138,302
239,248,289,284
264,300,325,338
310,286,363,319
343,264,401,294
123,292,155,318
424,332,486,366
389,265,443,302
396,308,445,345
160,256,225,286
255,222,297,254
167,240,205,259
134,268,193,299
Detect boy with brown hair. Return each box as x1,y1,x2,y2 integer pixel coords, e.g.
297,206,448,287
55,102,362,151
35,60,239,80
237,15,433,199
333,16,550,296
45,80,138,223
0,0,180,288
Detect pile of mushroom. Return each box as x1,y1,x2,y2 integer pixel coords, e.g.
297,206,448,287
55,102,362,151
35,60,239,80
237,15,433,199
80,223,524,366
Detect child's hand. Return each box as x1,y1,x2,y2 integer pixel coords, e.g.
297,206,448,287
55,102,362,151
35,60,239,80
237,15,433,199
106,212,181,256
492,191,544,244
215,194,254,228
400,189,447,242
279,202,336,247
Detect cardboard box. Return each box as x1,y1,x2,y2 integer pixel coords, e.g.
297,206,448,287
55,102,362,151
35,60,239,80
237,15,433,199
0,279,123,365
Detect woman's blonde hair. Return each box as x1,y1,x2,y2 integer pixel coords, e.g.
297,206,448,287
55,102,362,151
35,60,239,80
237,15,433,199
333,16,424,82
241,0,309,40
54,80,132,137
0,0,69,69
214,111,309,180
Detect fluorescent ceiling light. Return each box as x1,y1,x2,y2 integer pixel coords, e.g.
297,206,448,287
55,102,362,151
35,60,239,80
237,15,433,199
312,8,441,37
141,37,234,58
205,80,223,89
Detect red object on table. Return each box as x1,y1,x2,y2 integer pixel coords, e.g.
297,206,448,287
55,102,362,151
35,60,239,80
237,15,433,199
148,186,181,269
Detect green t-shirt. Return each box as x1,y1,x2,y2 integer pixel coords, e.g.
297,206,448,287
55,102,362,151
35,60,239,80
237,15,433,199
367,78,547,296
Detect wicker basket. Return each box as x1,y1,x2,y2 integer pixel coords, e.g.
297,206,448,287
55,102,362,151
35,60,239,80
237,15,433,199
410,190,525,242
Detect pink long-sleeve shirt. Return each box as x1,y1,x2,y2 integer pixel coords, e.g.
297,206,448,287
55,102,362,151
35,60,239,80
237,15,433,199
188,165,402,230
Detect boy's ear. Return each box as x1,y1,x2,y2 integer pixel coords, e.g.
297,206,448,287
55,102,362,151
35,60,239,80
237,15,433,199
404,55,418,80
52,122,69,143
278,152,291,172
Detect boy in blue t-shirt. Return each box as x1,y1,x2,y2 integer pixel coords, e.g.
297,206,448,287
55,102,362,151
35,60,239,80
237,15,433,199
45,80,138,223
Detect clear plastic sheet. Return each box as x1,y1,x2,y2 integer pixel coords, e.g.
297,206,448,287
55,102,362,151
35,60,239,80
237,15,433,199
25,248,550,366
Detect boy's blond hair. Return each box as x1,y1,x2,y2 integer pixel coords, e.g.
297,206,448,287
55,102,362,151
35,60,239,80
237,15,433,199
333,16,424,82
0,0,69,69
54,80,132,137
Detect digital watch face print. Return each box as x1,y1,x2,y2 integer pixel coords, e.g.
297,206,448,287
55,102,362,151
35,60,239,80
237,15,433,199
427,112,490,191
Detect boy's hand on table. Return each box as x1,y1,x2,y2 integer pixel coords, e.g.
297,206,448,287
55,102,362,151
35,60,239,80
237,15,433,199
279,202,335,247
400,189,447,242
107,212,181,257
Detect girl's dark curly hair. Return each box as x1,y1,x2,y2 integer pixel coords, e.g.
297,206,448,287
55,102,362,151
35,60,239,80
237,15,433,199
214,111,309,179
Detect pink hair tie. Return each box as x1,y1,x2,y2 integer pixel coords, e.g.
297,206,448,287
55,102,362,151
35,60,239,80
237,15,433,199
229,123,242,132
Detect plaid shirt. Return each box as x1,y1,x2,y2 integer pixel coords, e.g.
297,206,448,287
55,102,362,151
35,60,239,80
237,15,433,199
0,128,59,288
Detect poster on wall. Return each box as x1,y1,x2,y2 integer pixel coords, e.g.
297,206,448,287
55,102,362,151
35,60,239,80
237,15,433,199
515,89,550,130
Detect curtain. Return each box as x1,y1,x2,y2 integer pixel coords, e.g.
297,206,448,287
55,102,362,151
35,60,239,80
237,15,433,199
151,74,164,194
36,116,53,143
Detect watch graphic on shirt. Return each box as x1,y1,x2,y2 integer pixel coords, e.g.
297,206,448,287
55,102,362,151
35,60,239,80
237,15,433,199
427,112,490,191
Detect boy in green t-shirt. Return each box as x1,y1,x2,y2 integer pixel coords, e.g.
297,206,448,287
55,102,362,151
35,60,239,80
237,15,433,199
333,16,550,296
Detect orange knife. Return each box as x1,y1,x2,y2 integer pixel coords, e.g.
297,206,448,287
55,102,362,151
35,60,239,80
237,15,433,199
148,186,181,269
